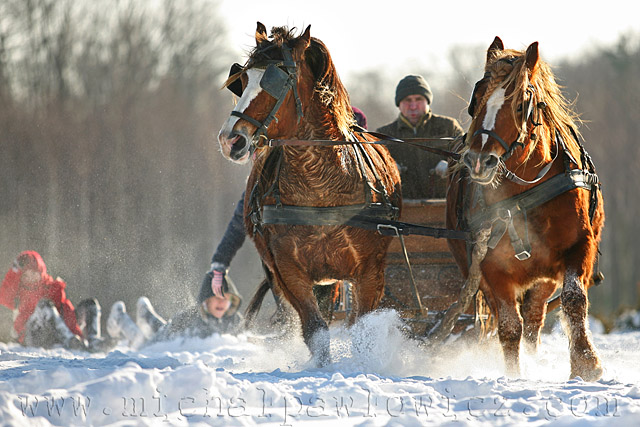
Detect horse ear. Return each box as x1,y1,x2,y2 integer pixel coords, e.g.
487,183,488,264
525,42,539,74
255,22,268,45
487,36,504,62
292,25,311,59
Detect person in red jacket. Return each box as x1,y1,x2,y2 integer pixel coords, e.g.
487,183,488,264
0,251,90,350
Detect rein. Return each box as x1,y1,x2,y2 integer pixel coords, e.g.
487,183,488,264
263,132,463,161
252,130,472,242
247,122,600,255
500,131,560,186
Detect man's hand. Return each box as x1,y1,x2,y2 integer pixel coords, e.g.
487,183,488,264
434,159,449,178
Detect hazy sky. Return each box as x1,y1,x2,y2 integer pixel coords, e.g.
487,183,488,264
220,0,638,83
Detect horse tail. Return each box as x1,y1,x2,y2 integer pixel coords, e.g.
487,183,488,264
244,278,271,328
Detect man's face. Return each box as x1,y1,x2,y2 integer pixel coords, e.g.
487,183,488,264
205,295,232,319
399,94,429,125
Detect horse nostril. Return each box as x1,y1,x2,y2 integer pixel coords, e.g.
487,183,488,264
484,154,499,169
230,133,247,151
463,152,474,169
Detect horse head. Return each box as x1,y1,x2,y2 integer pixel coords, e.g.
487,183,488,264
217,23,309,163
462,37,556,186
219,23,354,165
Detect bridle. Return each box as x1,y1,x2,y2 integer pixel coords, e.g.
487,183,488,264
226,44,304,149
468,71,554,186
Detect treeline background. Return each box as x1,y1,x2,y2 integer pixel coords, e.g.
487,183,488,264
1,0,638,340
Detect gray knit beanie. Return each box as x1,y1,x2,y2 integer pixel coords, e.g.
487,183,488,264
395,75,433,106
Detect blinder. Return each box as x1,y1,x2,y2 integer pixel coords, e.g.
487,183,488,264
226,62,291,99
260,64,291,99
468,72,491,117
467,79,482,117
227,63,244,97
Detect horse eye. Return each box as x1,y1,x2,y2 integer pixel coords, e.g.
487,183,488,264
516,103,523,112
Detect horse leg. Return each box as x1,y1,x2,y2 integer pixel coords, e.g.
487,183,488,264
314,281,339,323
520,280,557,354
348,265,386,326
493,289,523,377
561,260,602,381
271,264,331,367
346,266,386,359
268,276,296,328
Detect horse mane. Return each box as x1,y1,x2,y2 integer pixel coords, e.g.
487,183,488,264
305,37,354,138
479,48,583,163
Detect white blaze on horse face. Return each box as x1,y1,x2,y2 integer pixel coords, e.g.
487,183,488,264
220,68,265,136
481,87,506,148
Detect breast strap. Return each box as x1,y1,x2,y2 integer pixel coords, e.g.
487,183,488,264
468,168,599,260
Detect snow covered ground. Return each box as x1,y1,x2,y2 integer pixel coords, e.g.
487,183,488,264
1,310,639,426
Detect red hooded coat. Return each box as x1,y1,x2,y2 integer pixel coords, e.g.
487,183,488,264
0,251,82,343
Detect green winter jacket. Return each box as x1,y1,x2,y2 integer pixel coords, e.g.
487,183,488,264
377,112,464,199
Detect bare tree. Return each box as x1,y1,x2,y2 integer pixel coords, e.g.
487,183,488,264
558,34,640,315
0,0,250,335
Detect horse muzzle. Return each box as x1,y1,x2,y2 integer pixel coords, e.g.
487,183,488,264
462,150,500,185
218,130,252,164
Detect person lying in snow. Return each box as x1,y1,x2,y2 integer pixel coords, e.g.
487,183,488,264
106,275,243,348
0,250,111,352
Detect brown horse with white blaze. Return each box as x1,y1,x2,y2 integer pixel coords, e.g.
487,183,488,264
217,23,401,365
446,37,604,380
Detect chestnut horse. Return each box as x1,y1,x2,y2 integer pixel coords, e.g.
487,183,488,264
446,37,604,380
217,23,401,365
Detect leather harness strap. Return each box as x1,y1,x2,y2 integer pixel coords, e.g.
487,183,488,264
231,44,303,147
469,168,598,231
461,124,601,260
261,203,471,240
265,134,463,160
467,166,599,260
262,203,397,226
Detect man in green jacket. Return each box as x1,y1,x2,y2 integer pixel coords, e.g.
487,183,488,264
377,74,464,199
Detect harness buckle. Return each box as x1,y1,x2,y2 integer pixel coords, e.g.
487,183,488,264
377,223,399,236
254,135,269,149
496,208,512,221
514,249,531,261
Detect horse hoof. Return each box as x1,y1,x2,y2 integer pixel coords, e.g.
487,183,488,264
311,345,332,368
570,358,603,381
315,355,332,368
505,366,521,379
